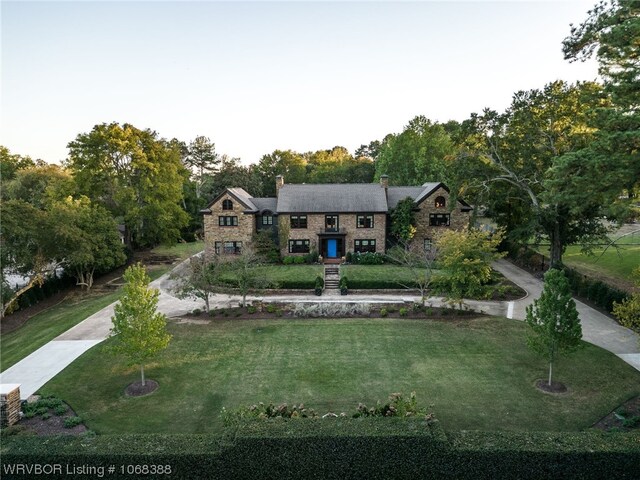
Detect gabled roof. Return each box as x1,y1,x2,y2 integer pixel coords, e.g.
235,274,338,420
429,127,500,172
276,184,388,213
202,187,257,214
388,182,473,211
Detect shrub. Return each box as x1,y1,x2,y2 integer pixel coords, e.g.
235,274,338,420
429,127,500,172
622,416,640,428
380,308,388,317
291,303,371,318
351,252,385,265
41,413,51,420
303,250,319,264
282,256,295,265
247,305,257,314
54,405,68,416
265,304,277,314
412,302,423,313
399,307,408,317
294,256,305,265
63,416,83,428
192,308,202,315
353,392,429,418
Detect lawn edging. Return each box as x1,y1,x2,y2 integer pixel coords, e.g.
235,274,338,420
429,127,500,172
2,422,639,479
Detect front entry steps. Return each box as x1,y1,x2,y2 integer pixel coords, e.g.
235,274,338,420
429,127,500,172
324,265,340,294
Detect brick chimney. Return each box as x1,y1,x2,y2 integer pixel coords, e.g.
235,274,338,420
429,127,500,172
275,175,284,196
380,174,389,190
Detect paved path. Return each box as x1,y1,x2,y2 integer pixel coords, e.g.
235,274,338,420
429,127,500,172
493,259,640,371
2,258,639,399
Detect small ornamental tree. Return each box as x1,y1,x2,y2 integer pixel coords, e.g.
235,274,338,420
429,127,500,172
173,254,225,313
433,228,505,304
386,241,437,301
526,268,582,387
109,263,171,386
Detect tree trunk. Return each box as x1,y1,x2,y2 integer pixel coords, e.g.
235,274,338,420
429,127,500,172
204,295,210,313
548,361,553,386
549,221,563,269
140,364,146,386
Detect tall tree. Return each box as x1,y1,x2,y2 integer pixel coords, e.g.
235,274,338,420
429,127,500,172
255,150,306,196
108,263,171,387
185,136,220,200
375,116,455,185
172,254,226,313
526,268,582,387
66,122,189,248
563,0,640,202
48,196,126,290
455,81,614,267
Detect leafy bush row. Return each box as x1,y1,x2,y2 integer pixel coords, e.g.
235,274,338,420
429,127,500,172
345,251,386,265
563,266,629,312
13,274,76,311
3,427,639,479
282,250,319,265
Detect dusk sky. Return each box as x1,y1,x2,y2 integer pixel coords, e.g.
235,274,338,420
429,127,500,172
2,1,599,165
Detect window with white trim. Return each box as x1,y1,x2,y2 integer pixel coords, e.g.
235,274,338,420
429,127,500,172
354,239,376,253
219,216,238,227
288,239,310,253
429,213,450,226
356,214,374,228
290,215,307,229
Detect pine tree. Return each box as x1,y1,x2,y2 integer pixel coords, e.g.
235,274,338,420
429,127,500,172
109,263,171,386
526,268,582,386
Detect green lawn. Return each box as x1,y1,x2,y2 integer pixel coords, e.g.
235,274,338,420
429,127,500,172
1,290,121,371
151,241,204,260
538,235,640,286
342,264,432,288
40,317,640,434
221,264,323,289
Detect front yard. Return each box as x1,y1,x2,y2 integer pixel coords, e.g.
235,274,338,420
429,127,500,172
40,316,640,434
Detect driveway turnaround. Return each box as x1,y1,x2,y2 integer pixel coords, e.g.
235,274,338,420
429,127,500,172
1,258,639,399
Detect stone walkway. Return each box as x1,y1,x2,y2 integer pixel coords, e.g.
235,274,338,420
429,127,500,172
1,258,639,399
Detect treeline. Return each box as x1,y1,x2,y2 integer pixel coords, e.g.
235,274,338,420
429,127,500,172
1,1,638,317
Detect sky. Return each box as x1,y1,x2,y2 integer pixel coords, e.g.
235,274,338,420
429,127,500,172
1,1,600,166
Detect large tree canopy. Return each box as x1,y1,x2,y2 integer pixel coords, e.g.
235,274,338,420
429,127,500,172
66,122,189,247
453,81,616,267
563,0,640,201
374,116,455,185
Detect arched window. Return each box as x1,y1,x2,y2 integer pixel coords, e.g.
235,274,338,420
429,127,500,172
434,196,446,208
222,199,233,210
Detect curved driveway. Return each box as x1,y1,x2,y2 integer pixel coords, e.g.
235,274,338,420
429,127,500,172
1,258,639,399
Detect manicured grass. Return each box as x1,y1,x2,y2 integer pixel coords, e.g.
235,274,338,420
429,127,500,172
221,264,323,289
0,290,121,371
41,317,640,434
151,241,204,260
539,235,640,285
342,264,433,288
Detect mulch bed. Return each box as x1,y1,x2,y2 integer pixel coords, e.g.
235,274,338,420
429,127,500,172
125,380,159,397
180,303,484,323
534,379,568,394
11,401,87,436
593,395,640,432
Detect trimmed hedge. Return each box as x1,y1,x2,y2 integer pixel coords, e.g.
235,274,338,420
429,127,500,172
563,266,629,312
2,421,639,479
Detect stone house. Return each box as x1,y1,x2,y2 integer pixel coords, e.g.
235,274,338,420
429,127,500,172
202,175,472,260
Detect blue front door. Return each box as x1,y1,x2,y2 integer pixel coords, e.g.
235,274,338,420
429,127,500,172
327,239,337,258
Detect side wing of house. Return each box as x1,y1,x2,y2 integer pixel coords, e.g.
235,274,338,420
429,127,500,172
202,189,257,257
412,184,472,251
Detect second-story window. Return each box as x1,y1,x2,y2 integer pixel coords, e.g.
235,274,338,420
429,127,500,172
429,213,450,226
262,215,273,225
325,215,339,232
219,216,238,227
222,199,233,210
290,215,307,229
356,214,374,228
434,196,446,208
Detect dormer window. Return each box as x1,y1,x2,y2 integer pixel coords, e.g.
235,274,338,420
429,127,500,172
222,199,233,210
435,196,446,208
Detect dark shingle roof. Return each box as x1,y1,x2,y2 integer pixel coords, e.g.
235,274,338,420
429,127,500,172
250,197,277,213
227,188,257,211
277,184,388,213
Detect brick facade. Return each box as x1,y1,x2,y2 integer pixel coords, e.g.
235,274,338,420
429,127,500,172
279,213,387,257
412,186,471,252
204,192,255,257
